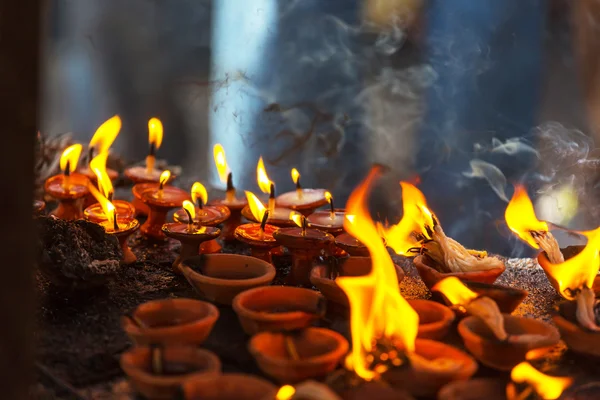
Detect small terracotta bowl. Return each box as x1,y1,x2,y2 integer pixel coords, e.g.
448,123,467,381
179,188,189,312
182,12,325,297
462,281,527,314
122,298,219,346
310,256,405,307
249,327,349,383
232,286,325,335
383,339,478,398
437,378,506,400
120,345,221,400
180,254,276,306
553,300,600,357
183,373,277,400
335,233,369,257
413,255,506,290
458,314,560,370
409,299,455,340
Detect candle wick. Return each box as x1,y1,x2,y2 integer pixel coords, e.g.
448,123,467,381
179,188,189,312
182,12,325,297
302,216,307,236
64,160,71,177
329,198,335,219
226,172,234,192
184,208,194,232
268,183,276,213
113,210,119,231
149,142,156,157
87,146,95,164
260,210,270,233
197,199,203,210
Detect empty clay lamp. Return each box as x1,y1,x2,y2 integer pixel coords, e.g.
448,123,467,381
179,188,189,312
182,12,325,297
232,286,325,335
210,143,248,241
173,182,230,254
44,144,90,220
408,299,455,341
139,170,190,241
122,298,219,346
162,200,221,274
234,191,278,263
180,254,276,305
459,281,528,314
273,212,334,286
33,199,45,215
183,373,277,400
249,327,349,383
334,232,369,257
120,345,221,400
275,168,328,216
506,362,572,400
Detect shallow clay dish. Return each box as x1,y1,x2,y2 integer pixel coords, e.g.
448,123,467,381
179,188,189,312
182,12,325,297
409,299,455,340
413,255,505,290
335,232,369,257
181,254,276,305
437,378,506,400
249,327,349,383
120,345,221,400
553,300,600,357
122,298,219,346
232,286,325,335
462,281,527,314
458,314,560,370
183,373,277,400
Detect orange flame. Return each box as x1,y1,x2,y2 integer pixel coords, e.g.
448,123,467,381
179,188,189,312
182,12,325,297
276,385,295,400
213,144,229,183
89,115,121,154
191,182,208,206
511,362,572,400
337,166,419,380
380,182,435,255
432,277,478,306
159,170,171,187
60,144,83,174
183,200,196,230
346,214,356,224
291,168,300,185
325,191,332,203
290,212,304,228
148,118,163,150
89,152,114,198
256,157,273,194
245,191,267,222
88,182,117,231
505,185,549,249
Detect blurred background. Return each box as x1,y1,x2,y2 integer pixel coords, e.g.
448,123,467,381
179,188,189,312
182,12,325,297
40,0,599,255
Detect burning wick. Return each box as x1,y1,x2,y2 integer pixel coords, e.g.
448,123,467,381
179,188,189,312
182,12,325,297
226,172,235,203
259,210,270,239
269,183,276,214
213,143,235,202
158,170,171,199
191,182,207,211
60,144,83,191
146,117,163,175
88,115,121,165
291,212,307,236
509,362,572,400
256,156,274,212
112,209,119,232
291,168,303,200
182,200,196,233
324,191,335,219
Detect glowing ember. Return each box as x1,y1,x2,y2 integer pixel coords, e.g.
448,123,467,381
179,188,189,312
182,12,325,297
60,144,83,175
213,144,230,183
276,385,295,400
88,115,121,156
191,182,208,209
510,362,572,400
146,117,163,174
90,152,114,199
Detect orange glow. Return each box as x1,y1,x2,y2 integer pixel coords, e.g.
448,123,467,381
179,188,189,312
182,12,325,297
325,191,332,203
245,191,267,223
256,157,273,194
511,362,572,400
290,212,303,228
291,168,300,185
148,118,164,150
89,152,114,198
88,182,117,231
432,277,478,306
380,182,435,255
191,182,208,206
541,227,600,300
346,214,356,224
89,115,121,154
337,167,419,380
183,200,196,231
213,144,229,183
60,144,83,174
505,185,549,249
159,170,171,187
276,385,295,400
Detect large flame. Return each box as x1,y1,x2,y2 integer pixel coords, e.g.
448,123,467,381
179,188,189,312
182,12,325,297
148,118,164,150
337,166,419,380
432,277,478,305
245,191,267,222
60,144,83,174
213,144,230,183
191,182,208,206
88,182,117,231
256,157,273,194
511,362,572,400
505,185,549,249
89,152,114,198
380,182,435,255
89,115,121,154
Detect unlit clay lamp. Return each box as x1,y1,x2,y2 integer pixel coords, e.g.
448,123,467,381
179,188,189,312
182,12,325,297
122,298,219,346
275,168,328,216
183,373,277,400
334,232,369,256
173,182,230,254
181,254,276,305
433,277,560,370
232,286,325,335
273,212,334,286
33,199,45,215
121,345,221,400
44,144,90,220
249,327,349,383
163,200,221,274
139,170,190,241
234,191,278,262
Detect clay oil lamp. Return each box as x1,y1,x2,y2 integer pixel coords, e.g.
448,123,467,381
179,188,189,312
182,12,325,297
432,277,560,370
335,231,370,257
275,168,328,217
234,191,278,263
180,254,276,305
121,345,221,400
232,286,325,335
273,212,334,286
44,143,90,220
122,298,219,346
458,281,528,314
183,373,277,400
249,327,349,383
306,192,347,236
173,182,230,254
506,362,572,400
333,167,477,398
438,378,507,400
139,170,190,241
162,200,221,274
33,199,45,215
208,143,248,241
310,256,405,308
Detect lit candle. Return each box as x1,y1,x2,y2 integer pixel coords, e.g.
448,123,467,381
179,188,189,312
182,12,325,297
146,117,163,175
191,182,207,211
86,115,121,164
325,191,335,219
157,170,170,199
257,157,275,214
234,191,278,262
276,168,328,216
291,168,302,199
60,144,82,191
290,212,307,236
182,200,196,233
213,144,236,203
